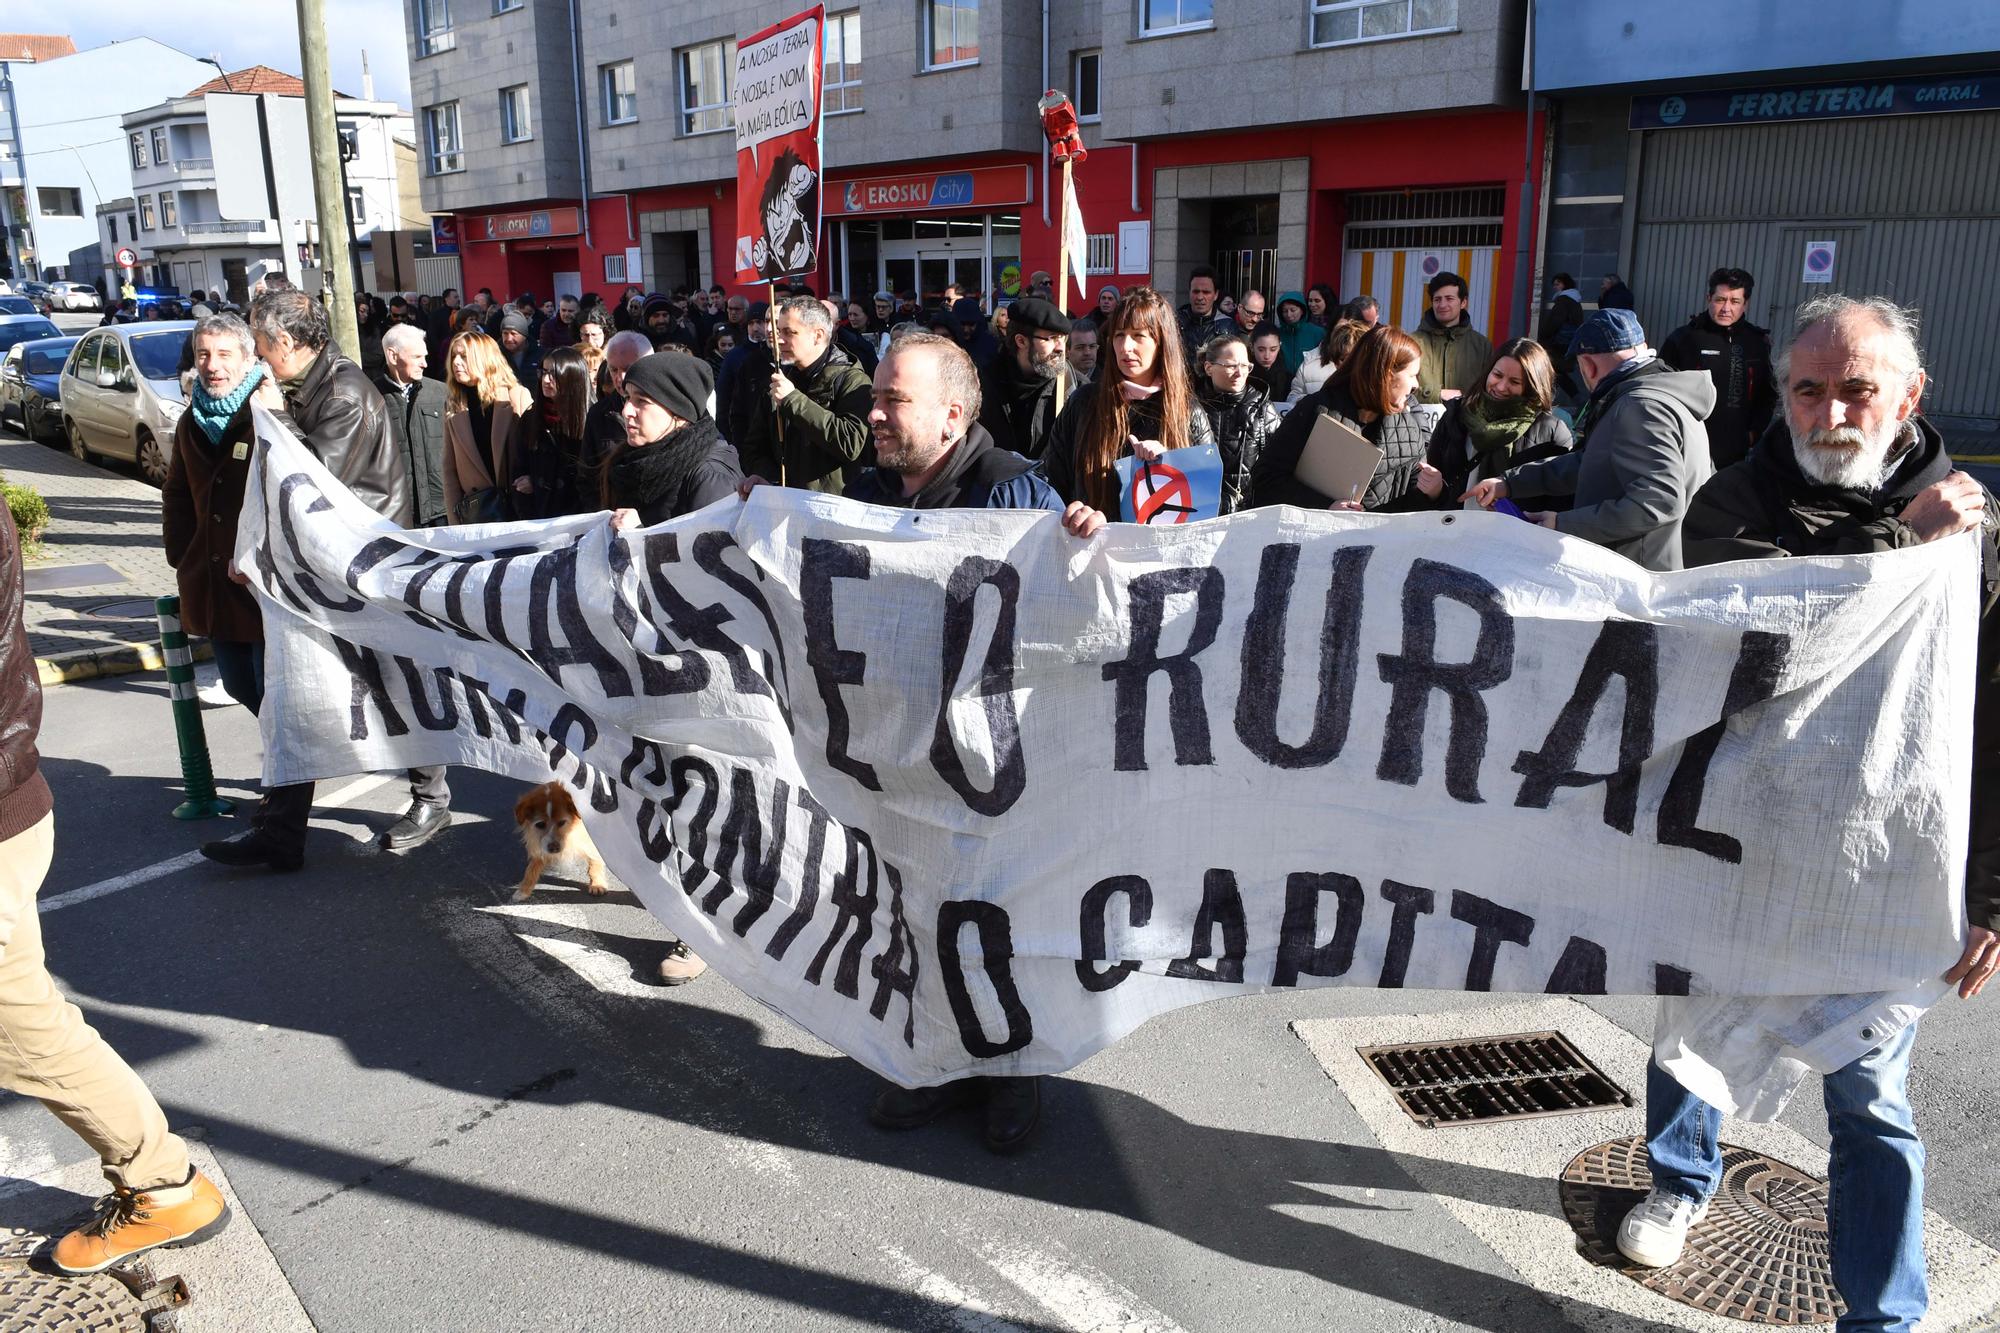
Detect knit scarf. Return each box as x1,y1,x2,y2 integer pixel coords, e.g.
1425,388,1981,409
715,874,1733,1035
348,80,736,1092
1118,379,1161,401
604,418,719,519
190,363,265,447
1459,391,1540,463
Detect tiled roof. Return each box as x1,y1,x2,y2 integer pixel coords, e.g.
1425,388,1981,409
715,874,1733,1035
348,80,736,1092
0,34,78,62
184,65,306,98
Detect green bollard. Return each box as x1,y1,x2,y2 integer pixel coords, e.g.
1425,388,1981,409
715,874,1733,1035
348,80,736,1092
155,595,235,820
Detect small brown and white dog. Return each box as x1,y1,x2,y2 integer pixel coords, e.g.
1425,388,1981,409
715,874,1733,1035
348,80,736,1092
513,782,610,902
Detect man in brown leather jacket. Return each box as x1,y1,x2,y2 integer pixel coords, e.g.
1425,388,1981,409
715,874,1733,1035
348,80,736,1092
200,289,412,870
0,506,230,1272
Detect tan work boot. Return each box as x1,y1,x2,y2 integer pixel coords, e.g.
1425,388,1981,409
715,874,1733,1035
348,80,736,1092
49,1170,230,1275
658,940,708,986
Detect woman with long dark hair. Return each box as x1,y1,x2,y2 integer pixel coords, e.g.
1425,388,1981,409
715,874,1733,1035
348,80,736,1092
1413,336,1573,506
1305,282,1339,328
1196,331,1280,514
1254,324,1433,512
513,346,596,518
1041,287,1214,531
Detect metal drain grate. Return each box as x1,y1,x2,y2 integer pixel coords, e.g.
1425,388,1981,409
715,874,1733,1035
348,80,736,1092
0,1255,187,1331
1358,1030,1631,1127
1560,1136,1842,1325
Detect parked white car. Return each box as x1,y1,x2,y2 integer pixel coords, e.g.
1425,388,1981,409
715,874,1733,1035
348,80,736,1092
47,282,102,311
60,322,192,485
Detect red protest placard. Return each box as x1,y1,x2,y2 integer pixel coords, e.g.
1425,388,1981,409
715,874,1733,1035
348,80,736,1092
733,6,824,284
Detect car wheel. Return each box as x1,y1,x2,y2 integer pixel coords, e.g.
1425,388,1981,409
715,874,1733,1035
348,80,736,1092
22,403,42,443
68,419,95,464
136,429,169,486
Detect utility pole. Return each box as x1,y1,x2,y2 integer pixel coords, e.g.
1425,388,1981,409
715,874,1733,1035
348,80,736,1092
296,0,358,354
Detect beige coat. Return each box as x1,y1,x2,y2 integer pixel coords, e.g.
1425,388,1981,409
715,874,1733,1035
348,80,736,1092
442,383,534,522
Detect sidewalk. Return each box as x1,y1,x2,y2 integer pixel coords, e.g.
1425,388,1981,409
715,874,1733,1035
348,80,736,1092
0,431,199,685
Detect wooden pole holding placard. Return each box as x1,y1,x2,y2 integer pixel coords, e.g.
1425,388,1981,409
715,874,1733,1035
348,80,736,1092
770,278,787,483
1054,157,1073,417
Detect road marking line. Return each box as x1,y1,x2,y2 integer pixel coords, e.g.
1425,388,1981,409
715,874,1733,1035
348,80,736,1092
879,1245,1033,1333
976,1241,1190,1333
39,774,394,914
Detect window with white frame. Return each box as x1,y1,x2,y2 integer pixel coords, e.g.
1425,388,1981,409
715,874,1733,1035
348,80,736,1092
139,195,156,230
500,85,531,142
151,127,169,164
493,0,521,10
824,10,863,113
601,61,637,124
1072,49,1100,121
1087,234,1115,275
926,0,979,68
1141,0,1213,34
36,187,83,217
159,191,177,227
424,102,463,173
130,134,147,169
1310,0,1456,46
416,0,455,54
604,253,626,283
677,40,731,136
347,187,365,225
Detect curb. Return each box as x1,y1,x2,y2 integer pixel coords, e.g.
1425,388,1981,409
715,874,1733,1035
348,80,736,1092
36,637,211,687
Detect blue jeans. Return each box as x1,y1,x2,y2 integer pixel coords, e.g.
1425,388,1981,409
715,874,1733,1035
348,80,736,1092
1645,1023,1927,1332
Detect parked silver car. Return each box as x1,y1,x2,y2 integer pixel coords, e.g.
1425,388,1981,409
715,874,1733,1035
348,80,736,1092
60,322,192,485
47,281,102,311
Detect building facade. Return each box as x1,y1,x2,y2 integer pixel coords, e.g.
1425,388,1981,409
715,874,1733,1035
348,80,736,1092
0,37,215,284
119,66,418,305
407,0,1542,339
1534,0,2000,426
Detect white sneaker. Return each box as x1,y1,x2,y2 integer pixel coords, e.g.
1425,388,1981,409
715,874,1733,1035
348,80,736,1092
1616,1187,1710,1268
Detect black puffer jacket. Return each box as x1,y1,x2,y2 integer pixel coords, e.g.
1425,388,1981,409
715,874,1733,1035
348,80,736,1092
1197,381,1281,514
278,342,412,524
1685,416,2000,928
1659,311,1777,471
1422,399,1574,507
1252,379,1432,512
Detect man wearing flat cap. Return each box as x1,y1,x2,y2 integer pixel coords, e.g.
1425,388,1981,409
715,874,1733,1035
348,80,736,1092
1466,308,1716,572
976,297,1075,461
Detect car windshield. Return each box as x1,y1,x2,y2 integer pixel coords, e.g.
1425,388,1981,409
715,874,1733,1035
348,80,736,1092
25,344,75,375
128,331,190,382
0,298,36,315
0,321,60,352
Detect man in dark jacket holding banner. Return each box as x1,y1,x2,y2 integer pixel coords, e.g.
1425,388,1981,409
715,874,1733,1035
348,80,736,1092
1616,294,1998,1333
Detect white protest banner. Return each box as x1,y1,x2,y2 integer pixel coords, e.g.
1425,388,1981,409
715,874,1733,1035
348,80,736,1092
239,410,1976,1091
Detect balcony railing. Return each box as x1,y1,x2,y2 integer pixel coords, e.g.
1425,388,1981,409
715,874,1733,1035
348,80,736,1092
184,220,263,235
174,157,215,173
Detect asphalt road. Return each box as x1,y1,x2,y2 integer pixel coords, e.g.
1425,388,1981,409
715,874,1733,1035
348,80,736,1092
2,350,1996,1331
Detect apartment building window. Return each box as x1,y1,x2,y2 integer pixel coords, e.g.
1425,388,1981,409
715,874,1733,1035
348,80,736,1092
1087,234,1115,275
1141,0,1213,35
35,187,83,217
347,187,365,224
424,101,463,173
601,61,638,125
677,40,731,136
1310,0,1456,46
824,10,863,113
417,0,455,55
140,195,157,231
493,0,522,10
107,216,119,244
130,133,147,169
1072,50,1100,121
150,127,169,164
159,191,177,227
926,0,979,69
500,85,532,142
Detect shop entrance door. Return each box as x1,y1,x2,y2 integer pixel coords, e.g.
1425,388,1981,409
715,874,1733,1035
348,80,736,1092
919,251,984,305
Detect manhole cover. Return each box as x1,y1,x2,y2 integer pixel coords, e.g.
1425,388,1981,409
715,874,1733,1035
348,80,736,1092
0,1255,185,1331
81,601,160,623
1358,1030,1631,1127
1559,1136,1843,1325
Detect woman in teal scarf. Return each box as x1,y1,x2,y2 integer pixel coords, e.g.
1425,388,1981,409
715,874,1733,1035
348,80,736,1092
1411,337,1575,508
1273,291,1315,373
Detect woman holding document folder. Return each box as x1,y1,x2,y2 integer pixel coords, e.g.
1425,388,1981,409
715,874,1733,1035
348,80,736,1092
1252,324,1433,512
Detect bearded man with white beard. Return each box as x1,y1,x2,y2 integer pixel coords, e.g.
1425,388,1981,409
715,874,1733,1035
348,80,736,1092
1614,294,2000,1331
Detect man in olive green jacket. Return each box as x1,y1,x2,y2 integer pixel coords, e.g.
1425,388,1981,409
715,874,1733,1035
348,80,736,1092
1411,270,1494,404
739,296,874,493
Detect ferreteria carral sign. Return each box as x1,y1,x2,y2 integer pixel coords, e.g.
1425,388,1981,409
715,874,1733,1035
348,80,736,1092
1631,71,1999,130
238,410,1977,1095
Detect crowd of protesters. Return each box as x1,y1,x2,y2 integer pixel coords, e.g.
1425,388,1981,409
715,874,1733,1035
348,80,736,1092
0,248,1983,1333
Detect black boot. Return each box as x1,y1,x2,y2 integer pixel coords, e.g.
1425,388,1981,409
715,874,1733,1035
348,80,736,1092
381,801,452,851
868,1079,981,1131
982,1076,1041,1154
199,828,304,871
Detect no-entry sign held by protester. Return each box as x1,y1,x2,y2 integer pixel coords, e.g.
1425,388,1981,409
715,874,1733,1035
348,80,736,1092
733,6,824,284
